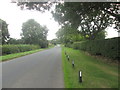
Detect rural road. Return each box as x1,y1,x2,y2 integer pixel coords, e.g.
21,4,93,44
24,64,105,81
2,46,64,88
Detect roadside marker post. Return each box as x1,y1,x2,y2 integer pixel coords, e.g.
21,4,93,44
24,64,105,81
79,71,82,83
72,60,74,68
67,55,70,61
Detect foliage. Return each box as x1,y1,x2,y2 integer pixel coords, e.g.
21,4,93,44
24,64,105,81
16,2,119,35
16,1,120,22
53,2,119,40
2,44,40,55
50,39,60,45
21,19,48,48
17,2,54,12
56,24,106,45
53,2,119,30
95,30,107,40
0,19,10,44
8,38,25,44
56,25,85,44
72,37,120,60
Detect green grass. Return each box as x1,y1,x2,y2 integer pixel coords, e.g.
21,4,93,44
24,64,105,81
0,45,54,62
0,49,43,62
62,46,119,88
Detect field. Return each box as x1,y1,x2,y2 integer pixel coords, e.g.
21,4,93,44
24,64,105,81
62,47,119,88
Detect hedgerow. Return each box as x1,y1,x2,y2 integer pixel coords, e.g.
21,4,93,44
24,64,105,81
2,44,40,55
72,37,120,60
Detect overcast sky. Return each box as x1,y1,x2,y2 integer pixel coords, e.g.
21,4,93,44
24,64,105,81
0,0,118,40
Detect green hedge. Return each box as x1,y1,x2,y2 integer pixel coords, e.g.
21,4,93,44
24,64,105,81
65,43,73,48
1,44,40,55
73,37,120,60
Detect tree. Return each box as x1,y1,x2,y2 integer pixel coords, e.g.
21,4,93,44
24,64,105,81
56,24,106,44
17,2,53,12
95,30,107,40
21,19,48,48
0,19,10,44
52,2,119,40
8,38,25,44
53,2,119,30
77,12,111,40
56,25,85,44
50,39,60,45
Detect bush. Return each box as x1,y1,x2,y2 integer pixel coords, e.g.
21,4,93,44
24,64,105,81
40,41,48,48
65,43,73,48
72,37,120,60
2,44,40,55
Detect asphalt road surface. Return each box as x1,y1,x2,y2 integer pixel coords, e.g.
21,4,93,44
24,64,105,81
2,46,64,88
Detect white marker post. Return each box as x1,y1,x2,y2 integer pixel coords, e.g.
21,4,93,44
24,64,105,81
79,71,82,83
67,55,69,61
72,60,74,68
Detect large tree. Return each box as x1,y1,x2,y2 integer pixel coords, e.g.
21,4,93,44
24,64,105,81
0,19,10,44
56,25,85,44
21,19,48,48
8,38,25,44
52,2,119,40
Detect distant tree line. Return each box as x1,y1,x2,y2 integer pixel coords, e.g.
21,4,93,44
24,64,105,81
49,39,60,45
0,19,48,48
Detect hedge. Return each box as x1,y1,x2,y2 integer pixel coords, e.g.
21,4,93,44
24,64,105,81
65,43,73,48
1,44,40,55
72,37,120,60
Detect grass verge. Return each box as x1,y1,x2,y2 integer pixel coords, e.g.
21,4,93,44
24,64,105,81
0,46,54,62
62,46,119,88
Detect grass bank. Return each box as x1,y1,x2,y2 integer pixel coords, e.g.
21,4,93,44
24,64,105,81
0,45,54,62
62,47,119,88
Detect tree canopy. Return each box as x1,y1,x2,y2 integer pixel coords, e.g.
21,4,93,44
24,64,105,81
8,38,25,44
52,2,119,40
56,25,85,44
16,2,119,30
21,19,48,48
